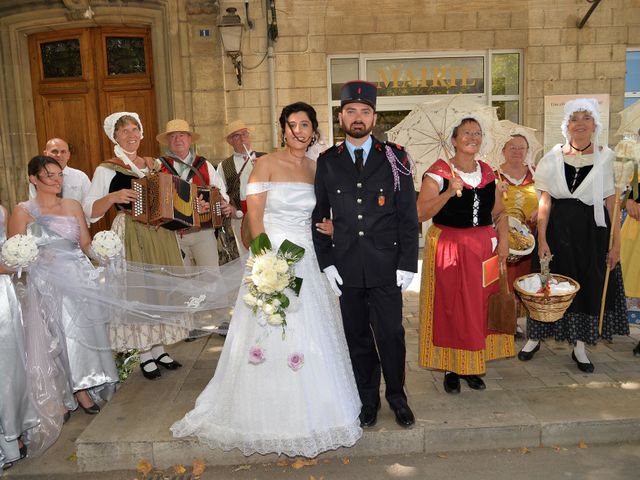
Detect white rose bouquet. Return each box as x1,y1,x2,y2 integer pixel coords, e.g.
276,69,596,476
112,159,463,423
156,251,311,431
91,230,123,262
243,232,304,339
1,234,39,276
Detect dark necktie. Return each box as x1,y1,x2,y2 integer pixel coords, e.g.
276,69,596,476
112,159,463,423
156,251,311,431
354,148,364,173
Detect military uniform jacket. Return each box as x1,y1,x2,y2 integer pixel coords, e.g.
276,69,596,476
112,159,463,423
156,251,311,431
312,136,419,288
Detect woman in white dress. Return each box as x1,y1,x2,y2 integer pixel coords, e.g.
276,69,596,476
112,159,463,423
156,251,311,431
171,102,362,457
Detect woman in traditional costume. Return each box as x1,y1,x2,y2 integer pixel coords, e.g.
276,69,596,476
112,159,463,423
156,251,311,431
517,98,629,371
417,116,514,394
84,112,186,379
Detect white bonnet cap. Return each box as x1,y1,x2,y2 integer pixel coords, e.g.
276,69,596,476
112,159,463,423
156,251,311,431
560,98,602,143
103,112,144,144
447,114,494,157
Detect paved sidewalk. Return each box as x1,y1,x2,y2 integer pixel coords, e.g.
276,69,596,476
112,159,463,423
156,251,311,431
6,286,640,476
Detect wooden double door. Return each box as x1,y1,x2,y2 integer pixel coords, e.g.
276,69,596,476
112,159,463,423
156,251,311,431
29,26,159,230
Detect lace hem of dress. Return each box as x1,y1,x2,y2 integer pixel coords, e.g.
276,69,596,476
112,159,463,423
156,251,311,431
171,421,362,458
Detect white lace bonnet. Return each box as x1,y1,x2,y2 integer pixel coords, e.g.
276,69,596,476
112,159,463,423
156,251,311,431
103,112,144,144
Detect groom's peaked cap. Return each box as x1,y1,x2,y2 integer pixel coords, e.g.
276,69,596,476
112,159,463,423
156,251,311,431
340,80,377,110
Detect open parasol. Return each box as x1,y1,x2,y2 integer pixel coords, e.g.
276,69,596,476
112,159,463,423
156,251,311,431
483,120,543,172
615,100,640,137
386,95,499,190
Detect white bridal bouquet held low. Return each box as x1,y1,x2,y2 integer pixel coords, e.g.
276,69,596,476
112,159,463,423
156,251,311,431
91,230,123,262
243,232,305,340
1,234,39,276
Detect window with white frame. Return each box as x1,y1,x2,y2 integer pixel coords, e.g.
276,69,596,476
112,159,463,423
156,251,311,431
327,51,523,143
625,49,640,108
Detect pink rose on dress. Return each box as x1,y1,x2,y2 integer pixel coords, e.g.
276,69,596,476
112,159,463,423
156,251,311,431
248,345,265,364
287,352,304,371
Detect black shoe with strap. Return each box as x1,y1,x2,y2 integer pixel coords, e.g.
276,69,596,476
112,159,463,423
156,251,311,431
517,342,540,361
155,353,182,370
443,371,461,394
571,351,594,373
140,359,161,380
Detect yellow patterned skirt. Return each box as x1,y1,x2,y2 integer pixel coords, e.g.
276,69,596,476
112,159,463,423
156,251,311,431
418,225,515,375
621,215,640,298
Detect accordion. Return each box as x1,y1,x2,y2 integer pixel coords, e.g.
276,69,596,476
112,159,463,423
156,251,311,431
194,186,223,229
131,173,200,231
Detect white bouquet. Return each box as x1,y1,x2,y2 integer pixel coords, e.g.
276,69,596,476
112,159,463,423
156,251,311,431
91,230,123,261
243,233,304,339
1,234,39,271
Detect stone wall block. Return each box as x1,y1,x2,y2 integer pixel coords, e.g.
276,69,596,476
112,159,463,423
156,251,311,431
577,78,611,94
544,45,578,63
595,26,628,44
276,87,312,106
461,30,495,49
578,44,612,62
326,34,362,53
278,17,310,37
560,62,595,80
308,35,327,53
543,10,575,28
375,15,411,33
362,34,395,53
477,12,511,30
495,29,527,48
526,46,545,64
510,10,530,29
527,81,544,98
528,9,545,28
594,61,628,79
528,28,562,45
295,70,327,89
409,14,445,32
396,33,428,51
543,79,578,95
444,12,477,30
429,31,462,49
528,63,560,81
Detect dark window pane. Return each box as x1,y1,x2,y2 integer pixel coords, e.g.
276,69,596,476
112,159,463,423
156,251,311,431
492,53,520,96
330,58,359,100
625,50,640,93
40,39,82,78
106,37,146,75
492,100,519,122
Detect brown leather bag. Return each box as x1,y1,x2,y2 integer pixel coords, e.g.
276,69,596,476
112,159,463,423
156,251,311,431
488,261,518,335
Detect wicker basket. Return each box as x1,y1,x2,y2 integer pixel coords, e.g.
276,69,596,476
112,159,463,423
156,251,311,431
513,274,581,322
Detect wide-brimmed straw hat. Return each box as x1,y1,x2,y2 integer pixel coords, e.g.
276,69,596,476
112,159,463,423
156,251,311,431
156,119,201,145
224,120,253,139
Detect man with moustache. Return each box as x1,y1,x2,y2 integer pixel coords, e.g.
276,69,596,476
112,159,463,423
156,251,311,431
312,81,419,428
30,138,91,202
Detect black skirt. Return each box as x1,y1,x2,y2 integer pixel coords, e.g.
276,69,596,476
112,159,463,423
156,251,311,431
527,198,629,344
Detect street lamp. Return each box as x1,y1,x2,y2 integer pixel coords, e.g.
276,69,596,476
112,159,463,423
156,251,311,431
217,7,244,86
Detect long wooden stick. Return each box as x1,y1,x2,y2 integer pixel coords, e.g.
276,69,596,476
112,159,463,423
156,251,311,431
442,147,462,197
496,167,509,200
598,187,620,335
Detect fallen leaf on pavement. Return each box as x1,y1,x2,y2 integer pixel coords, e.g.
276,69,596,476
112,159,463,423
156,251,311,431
291,458,319,470
192,459,206,477
66,452,77,462
173,464,186,475
233,465,252,472
579,440,588,449
436,453,448,459
552,445,561,452
519,447,530,455
276,458,289,467
136,459,153,476
341,456,350,465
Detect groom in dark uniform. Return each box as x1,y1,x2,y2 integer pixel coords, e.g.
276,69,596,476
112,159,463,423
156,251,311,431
312,81,419,428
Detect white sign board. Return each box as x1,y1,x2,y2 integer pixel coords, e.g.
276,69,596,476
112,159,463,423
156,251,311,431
543,94,610,154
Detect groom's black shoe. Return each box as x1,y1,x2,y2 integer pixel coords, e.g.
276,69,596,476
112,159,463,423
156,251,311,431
392,404,415,428
359,402,380,428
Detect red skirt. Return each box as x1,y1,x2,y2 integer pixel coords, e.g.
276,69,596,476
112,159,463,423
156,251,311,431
432,224,499,351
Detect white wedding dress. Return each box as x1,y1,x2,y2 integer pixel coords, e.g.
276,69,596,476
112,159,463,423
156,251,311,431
171,182,362,457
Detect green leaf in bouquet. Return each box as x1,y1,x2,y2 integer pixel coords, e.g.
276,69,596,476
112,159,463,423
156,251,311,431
276,292,290,309
290,276,303,296
250,232,272,256
278,239,305,263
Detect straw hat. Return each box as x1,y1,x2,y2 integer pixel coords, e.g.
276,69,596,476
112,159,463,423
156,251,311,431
156,119,201,145
224,119,253,139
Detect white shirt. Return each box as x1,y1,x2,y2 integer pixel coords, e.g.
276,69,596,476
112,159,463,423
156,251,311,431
29,165,91,203
216,152,255,218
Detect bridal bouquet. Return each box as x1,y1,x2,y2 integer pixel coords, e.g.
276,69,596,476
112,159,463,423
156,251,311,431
1,234,39,276
91,230,123,261
243,233,305,339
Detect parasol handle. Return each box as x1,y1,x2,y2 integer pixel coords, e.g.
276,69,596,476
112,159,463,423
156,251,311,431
598,188,620,335
496,168,509,201
443,149,462,197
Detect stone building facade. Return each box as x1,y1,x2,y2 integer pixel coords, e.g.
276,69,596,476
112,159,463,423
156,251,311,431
0,0,638,208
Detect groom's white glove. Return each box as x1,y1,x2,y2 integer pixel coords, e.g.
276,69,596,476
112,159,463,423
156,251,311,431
396,269,414,292
323,265,343,297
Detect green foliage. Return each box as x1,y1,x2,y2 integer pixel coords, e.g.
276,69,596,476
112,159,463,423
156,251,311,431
114,350,139,381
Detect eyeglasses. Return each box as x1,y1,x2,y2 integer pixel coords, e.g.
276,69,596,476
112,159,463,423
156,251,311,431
507,146,527,151
460,131,483,138
230,132,250,140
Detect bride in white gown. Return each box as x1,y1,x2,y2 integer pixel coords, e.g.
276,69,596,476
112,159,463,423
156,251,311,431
171,103,362,457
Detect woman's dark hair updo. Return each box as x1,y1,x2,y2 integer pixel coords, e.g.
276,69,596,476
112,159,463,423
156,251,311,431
28,155,62,177
279,102,320,147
